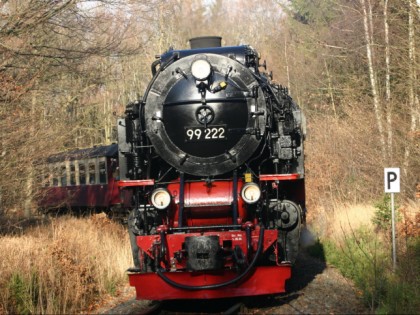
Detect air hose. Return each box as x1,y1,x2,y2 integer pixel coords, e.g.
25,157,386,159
156,227,265,290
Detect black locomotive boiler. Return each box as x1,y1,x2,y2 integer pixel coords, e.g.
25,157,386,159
118,36,306,300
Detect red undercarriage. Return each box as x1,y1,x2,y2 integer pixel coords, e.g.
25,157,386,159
128,265,291,300
128,229,292,300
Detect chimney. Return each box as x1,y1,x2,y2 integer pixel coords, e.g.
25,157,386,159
189,36,222,49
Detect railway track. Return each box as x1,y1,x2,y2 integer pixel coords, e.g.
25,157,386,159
138,299,246,315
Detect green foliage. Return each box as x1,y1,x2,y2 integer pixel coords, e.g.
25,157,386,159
372,195,400,231
8,272,40,315
323,228,388,308
378,237,420,314
288,0,337,25
105,278,118,296
321,228,419,313
376,276,419,314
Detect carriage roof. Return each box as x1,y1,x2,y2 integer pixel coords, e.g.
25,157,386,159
46,144,118,163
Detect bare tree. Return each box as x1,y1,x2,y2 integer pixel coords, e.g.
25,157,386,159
383,0,393,163
403,0,419,176
0,0,160,216
360,0,386,162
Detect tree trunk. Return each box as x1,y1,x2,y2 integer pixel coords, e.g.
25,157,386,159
384,0,393,164
403,0,419,176
284,35,291,94
361,0,386,162
24,93,36,217
324,58,337,119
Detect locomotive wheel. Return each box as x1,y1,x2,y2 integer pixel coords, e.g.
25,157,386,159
278,206,302,264
127,210,155,272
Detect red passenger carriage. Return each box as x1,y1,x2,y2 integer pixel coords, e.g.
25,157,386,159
38,144,128,215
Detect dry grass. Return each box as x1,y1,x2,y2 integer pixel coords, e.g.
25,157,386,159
308,203,376,242
0,214,132,314
309,201,419,244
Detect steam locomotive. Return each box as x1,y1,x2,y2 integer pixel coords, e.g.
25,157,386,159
118,36,306,300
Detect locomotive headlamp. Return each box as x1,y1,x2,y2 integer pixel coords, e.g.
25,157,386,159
191,59,212,81
241,183,261,204
150,188,171,209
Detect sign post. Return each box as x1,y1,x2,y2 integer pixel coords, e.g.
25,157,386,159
384,168,400,270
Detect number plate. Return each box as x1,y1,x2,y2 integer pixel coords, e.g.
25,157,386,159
185,126,227,142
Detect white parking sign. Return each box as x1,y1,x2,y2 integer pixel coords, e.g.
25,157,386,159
384,168,400,193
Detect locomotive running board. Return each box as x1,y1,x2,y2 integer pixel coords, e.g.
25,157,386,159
128,265,291,300
118,179,155,187
259,174,300,181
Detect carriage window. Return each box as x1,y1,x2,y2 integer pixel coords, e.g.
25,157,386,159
38,166,49,187
60,165,67,186
52,164,59,186
89,162,96,184
70,164,76,186
79,163,86,185
99,161,107,184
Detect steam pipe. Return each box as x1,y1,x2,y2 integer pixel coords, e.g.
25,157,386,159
178,172,185,228
232,170,238,224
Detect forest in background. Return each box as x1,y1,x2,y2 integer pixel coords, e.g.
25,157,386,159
0,1,418,313
0,0,419,216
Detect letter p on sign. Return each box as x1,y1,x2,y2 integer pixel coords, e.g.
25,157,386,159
384,168,400,193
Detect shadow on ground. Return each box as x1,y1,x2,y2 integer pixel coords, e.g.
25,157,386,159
244,227,326,310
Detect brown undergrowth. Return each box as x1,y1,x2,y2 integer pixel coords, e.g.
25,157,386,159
0,214,132,314
307,202,419,313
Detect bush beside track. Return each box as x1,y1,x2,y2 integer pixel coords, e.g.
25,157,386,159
307,202,419,314
0,215,132,314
